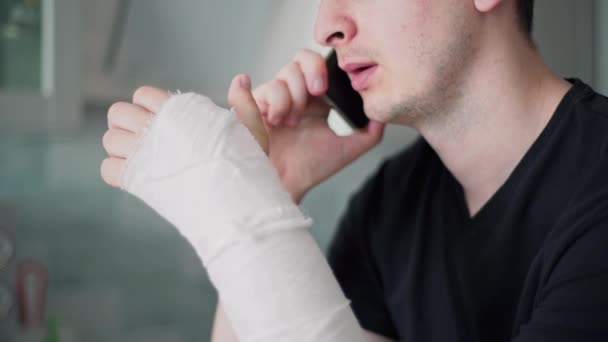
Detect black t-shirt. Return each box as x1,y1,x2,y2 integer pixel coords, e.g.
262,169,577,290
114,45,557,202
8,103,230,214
328,79,608,342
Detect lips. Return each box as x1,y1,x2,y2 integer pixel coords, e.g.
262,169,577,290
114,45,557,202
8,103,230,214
340,62,378,91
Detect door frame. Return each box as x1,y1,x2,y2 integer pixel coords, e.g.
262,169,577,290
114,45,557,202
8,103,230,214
0,0,81,131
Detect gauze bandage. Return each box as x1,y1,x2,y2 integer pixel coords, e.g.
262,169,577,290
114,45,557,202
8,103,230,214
121,93,364,342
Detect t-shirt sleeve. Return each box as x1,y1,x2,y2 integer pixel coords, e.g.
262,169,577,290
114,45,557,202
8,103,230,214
327,165,399,339
512,219,608,342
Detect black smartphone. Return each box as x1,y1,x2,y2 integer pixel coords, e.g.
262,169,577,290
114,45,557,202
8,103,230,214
323,50,370,129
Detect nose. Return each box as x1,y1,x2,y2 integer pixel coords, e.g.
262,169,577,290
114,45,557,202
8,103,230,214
314,0,357,48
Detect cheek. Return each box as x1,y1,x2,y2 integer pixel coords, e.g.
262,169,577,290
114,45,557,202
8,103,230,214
381,3,436,72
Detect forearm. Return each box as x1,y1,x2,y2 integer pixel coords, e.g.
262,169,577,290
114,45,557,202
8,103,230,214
212,301,396,342
208,229,364,341
121,93,365,341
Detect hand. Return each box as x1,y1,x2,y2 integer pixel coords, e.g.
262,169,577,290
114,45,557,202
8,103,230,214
100,81,365,342
245,49,385,202
101,76,268,188
101,78,311,265
100,86,168,188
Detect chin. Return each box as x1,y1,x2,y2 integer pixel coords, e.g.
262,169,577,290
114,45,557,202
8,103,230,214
362,93,401,124
364,104,397,124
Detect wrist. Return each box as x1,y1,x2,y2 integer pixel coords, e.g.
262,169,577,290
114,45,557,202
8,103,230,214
291,191,306,205
283,182,308,204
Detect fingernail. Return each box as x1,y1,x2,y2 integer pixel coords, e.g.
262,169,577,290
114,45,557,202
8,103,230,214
312,79,324,92
240,75,251,90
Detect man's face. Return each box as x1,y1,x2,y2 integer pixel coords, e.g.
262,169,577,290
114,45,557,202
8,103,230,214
314,0,478,125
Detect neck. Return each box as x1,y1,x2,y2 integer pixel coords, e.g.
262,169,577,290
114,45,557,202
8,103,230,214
414,37,572,217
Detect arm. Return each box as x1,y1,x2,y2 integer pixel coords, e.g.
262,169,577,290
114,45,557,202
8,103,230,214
101,51,384,341
212,302,396,342
103,84,371,341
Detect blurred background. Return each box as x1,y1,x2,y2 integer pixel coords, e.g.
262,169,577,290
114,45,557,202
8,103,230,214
0,0,606,341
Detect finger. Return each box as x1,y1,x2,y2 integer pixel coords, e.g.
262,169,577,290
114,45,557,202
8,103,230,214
102,129,138,159
108,102,154,134
293,49,328,96
251,88,270,119
254,79,292,126
100,157,125,188
228,74,269,154
276,62,308,126
132,86,170,114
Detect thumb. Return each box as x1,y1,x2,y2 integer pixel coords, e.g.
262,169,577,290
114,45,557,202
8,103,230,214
228,74,269,155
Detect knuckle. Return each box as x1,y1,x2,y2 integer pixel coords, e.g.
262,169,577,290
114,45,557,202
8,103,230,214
107,102,126,122
101,159,123,188
100,159,112,183
255,80,292,116
277,61,298,78
309,56,325,73
252,86,265,103
295,49,323,67
102,130,114,150
269,79,289,94
254,81,274,98
133,86,153,102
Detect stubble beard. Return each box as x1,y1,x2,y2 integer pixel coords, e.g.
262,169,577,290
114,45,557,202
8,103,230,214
377,25,477,129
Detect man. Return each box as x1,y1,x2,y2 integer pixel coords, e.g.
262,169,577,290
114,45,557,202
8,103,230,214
102,0,608,341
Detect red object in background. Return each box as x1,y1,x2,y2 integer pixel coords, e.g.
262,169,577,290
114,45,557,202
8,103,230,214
16,259,48,328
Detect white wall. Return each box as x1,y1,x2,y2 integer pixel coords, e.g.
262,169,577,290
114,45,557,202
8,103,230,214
533,0,594,85
83,0,317,105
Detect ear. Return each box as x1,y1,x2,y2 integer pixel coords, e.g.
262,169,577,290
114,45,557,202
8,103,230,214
474,0,503,13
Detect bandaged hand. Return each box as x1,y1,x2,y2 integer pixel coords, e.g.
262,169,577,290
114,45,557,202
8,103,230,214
103,77,310,264
100,75,364,341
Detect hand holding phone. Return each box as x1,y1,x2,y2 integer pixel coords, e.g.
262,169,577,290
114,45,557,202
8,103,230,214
242,49,383,202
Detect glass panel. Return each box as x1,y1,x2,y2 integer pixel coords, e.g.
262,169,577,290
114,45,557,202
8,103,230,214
0,0,42,91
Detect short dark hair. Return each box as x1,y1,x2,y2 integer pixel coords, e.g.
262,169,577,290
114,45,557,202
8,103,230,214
516,0,535,34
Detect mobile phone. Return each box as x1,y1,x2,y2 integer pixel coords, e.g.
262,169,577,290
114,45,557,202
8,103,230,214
323,50,369,129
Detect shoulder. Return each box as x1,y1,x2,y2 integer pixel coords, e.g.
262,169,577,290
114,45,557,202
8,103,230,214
565,80,608,144
546,81,608,221
574,81,608,120
537,81,608,285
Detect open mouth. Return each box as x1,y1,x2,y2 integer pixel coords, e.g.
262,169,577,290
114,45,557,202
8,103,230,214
349,65,378,91
353,65,374,74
